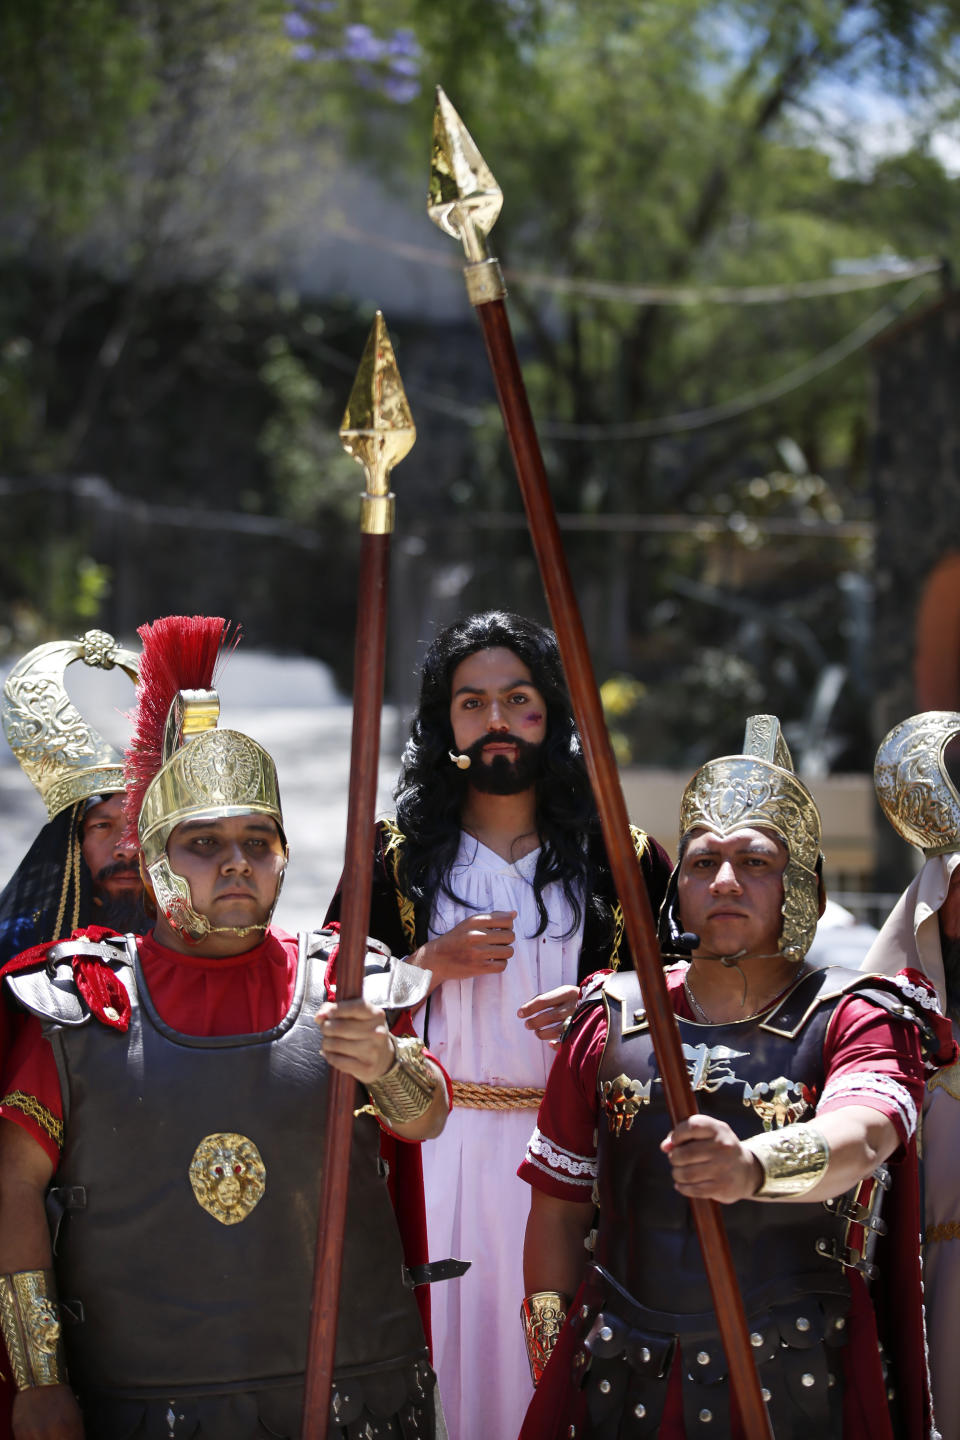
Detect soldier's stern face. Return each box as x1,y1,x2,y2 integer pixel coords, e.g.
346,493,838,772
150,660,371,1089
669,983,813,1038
166,814,286,929
677,826,786,960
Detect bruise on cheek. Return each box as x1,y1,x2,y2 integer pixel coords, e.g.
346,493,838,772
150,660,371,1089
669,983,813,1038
523,711,544,726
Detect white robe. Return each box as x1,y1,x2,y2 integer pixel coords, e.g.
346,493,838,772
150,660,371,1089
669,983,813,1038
862,852,960,1440
414,834,583,1440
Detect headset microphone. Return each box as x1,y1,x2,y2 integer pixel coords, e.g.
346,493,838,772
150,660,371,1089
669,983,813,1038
449,751,471,770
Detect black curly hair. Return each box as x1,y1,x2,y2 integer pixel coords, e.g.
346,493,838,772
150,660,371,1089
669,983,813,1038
394,611,606,942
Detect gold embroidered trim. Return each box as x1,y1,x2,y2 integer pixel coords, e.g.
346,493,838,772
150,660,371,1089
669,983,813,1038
381,819,417,949
1,1093,63,1147
452,1081,544,1110
926,1222,960,1244
608,826,650,971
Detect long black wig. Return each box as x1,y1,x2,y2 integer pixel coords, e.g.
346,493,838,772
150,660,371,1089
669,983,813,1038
394,611,608,943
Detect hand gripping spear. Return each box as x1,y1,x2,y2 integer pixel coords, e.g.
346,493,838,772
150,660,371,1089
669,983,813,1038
302,313,415,1440
427,88,775,1440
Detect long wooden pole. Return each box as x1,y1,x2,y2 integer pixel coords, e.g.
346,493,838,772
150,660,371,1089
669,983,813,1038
302,315,415,1439
428,90,774,1440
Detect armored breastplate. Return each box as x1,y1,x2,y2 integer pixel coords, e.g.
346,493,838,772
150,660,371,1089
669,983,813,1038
573,965,896,1440
595,969,852,1315
20,934,433,1437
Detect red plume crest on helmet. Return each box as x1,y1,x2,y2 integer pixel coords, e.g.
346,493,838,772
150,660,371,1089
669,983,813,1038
123,616,240,837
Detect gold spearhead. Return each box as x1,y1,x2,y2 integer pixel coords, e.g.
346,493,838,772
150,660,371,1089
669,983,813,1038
428,87,506,305
339,311,415,535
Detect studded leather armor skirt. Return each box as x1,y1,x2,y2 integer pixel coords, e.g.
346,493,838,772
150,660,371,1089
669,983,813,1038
77,1356,438,1439
567,1265,848,1440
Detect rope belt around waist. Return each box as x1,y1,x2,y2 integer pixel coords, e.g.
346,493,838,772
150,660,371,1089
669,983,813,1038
451,1081,545,1110
926,1221,960,1244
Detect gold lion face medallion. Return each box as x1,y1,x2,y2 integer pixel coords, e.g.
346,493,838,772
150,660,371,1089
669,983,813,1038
188,1132,266,1225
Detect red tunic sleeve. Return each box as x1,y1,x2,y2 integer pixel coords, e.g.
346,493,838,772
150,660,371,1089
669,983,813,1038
0,1011,62,1168
518,1000,605,1200
818,993,926,1147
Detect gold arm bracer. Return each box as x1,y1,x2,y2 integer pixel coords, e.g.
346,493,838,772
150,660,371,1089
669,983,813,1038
365,1035,438,1126
0,1270,66,1389
744,1123,831,1198
521,1291,569,1386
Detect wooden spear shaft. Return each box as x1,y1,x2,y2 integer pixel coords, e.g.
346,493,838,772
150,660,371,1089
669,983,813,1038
302,315,415,1439
476,291,775,1440
302,534,390,1438
426,88,773,1440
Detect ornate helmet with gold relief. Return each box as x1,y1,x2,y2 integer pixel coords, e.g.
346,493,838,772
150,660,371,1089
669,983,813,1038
124,616,287,943
2,628,139,819
0,630,140,954
666,714,823,963
874,711,960,857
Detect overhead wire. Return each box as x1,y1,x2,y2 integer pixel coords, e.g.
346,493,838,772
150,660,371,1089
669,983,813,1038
303,270,937,439
332,219,941,306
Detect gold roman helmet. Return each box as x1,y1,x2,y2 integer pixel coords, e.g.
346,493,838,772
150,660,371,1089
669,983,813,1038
124,617,287,943
676,714,823,962
874,711,960,856
2,629,139,818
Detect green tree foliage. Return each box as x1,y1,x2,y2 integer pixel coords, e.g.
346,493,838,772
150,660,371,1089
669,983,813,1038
0,0,958,760
354,0,960,764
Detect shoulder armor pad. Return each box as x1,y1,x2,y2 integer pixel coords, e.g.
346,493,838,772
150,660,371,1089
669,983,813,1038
364,954,431,1013
303,929,430,1012
304,928,392,966
564,969,623,1042
5,936,132,1029
600,968,643,1007
759,963,918,1040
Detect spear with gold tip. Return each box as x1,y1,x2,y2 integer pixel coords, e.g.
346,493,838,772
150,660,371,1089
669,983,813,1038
302,311,415,1439
427,88,774,1440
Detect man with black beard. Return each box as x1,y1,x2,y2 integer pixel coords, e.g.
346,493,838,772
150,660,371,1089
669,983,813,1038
0,630,143,962
326,611,671,1440
77,792,151,935
0,631,143,1436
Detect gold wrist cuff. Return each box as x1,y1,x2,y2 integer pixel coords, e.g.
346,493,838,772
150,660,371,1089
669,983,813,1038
365,1036,437,1126
745,1123,830,1197
0,1270,66,1389
521,1290,569,1386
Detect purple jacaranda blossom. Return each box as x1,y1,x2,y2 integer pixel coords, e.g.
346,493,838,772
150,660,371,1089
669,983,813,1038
388,55,420,77
382,74,420,103
387,28,420,57
343,23,386,61
292,42,316,60
284,13,313,39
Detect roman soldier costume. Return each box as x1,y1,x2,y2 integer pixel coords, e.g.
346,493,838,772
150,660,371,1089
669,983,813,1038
0,616,447,1438
0,629,139,960
519,717,953,1440
863,710,960,1438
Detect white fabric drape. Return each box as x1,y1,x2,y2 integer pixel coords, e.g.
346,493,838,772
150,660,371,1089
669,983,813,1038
863,851,960,1439
414,834,583,1440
